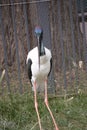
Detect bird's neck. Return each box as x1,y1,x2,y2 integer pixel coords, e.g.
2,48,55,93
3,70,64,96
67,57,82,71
39,41,45,56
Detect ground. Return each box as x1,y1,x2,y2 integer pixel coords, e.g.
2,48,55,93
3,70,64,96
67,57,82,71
0,91,87,130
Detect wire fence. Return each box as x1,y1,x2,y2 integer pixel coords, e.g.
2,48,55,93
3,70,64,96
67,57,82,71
0,0,87,96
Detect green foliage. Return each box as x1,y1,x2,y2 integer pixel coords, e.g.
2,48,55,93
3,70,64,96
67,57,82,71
0,93,87,130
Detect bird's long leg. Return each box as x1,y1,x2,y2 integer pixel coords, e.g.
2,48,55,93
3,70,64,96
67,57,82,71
44,78,59,130
33,81,42,130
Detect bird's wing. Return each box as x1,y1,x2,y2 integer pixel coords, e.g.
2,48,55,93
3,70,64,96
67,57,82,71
27,58,32,81
48,58,52,76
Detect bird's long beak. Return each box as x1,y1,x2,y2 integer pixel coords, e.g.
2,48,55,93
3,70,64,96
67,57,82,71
37,36,40,69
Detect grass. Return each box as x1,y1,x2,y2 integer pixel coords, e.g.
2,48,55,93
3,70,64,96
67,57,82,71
0,91,87,130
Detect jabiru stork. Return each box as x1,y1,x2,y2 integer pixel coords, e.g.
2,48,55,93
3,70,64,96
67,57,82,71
26,26,59,130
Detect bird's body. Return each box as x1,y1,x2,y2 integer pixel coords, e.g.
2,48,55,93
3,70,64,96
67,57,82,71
26,26,59,130
27,46,52,92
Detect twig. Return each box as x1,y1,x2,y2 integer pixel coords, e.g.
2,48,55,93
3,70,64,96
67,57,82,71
30,115,46,130
0,70,5,84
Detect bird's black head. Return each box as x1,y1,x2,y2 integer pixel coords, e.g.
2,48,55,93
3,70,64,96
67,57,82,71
34,26,43,41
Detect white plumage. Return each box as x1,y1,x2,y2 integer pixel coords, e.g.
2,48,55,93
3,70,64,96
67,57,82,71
26,46,52,92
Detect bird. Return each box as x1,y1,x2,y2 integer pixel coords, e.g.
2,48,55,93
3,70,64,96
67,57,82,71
26,26,59,130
